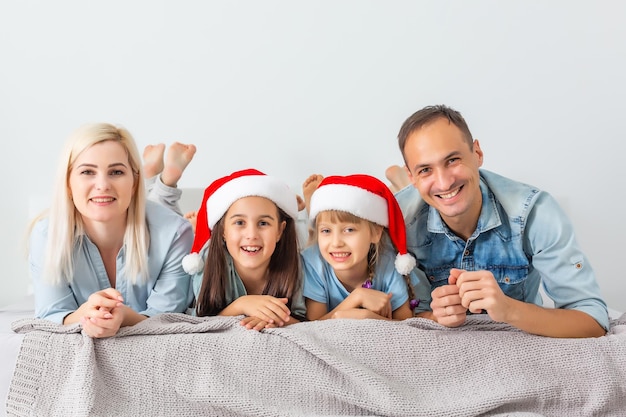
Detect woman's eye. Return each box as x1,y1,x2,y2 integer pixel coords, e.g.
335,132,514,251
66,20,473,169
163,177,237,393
80,169,95,175
110,170,125,176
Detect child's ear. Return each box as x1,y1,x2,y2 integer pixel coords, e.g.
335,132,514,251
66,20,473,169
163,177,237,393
370,224,384,244
277,220,287,242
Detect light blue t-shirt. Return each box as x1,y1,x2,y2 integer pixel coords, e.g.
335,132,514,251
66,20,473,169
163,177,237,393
191,245,306,320
30,200,194,324
302,243,431,314
395,169,609,330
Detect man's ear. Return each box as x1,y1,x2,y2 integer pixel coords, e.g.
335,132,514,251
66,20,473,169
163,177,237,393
473,139,484,167
405,165,417,187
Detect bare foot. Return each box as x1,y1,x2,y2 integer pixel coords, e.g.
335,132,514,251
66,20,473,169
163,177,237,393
296,195,306,212
143,144,166,178
161,142,197,187
302,174,324,215
184,210,198,232
385,165,410,193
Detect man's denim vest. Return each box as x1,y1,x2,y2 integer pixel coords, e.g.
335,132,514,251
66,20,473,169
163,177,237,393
395,169,541,303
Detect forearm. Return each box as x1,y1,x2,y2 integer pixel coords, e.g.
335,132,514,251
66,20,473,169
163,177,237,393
218,301,245,317
316,296,364,320
332,308,391,320
415,310,436,321
120,306,148,327
62,310,82,325
505,299,606,338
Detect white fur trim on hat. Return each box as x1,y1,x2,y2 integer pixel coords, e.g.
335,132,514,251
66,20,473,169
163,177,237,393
207,175,299,229
182,252,204,275
395,252,417,275
309,184,388,226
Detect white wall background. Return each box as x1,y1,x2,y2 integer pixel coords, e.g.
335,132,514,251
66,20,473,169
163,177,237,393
1,1,624,312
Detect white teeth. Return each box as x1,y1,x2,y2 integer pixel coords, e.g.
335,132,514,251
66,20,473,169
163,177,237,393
242,246,260,252
331,252,350,258
438,188,460,199
91,197,114,203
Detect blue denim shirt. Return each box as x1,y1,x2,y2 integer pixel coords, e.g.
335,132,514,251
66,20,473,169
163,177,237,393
30,200,194,324
394,169,609,330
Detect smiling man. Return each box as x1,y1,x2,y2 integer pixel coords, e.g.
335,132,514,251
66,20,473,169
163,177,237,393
393,104,608,338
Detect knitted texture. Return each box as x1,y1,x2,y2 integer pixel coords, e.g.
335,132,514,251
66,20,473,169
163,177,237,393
6,313,626,417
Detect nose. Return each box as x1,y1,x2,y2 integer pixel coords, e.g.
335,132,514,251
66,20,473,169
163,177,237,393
434,168,454,192
95,174,111,191
330,231,344,247
243,224,259,240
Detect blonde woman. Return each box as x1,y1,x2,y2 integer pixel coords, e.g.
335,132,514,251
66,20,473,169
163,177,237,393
28,123,194,338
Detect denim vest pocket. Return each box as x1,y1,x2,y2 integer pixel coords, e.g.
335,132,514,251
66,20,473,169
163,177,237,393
422,266,455,290
487,265,529,300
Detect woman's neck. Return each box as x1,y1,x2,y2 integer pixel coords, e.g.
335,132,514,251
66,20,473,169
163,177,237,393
83,217,126,253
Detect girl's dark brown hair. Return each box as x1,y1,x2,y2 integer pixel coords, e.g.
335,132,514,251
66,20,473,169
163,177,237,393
195,206,301,317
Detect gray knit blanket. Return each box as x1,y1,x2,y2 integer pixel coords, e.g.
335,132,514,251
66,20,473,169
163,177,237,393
6,313,626,417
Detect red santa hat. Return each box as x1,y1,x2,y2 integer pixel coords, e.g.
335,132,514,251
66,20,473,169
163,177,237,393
182,168,299,274
308,174,416,275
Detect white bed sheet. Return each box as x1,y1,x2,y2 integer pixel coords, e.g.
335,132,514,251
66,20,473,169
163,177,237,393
1,296,623,417
1,296,34,417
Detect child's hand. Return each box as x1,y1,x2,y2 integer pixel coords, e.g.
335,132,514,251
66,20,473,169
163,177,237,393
240,316,273,331
237,296,291,327
351,288,393,319
332,308,389,320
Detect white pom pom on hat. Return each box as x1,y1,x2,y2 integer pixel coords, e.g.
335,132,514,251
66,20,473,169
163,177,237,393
181,168,299,274
309,174,416,275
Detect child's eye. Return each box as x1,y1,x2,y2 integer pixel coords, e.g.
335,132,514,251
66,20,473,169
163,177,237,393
258,220,270,227
344,227,355,233
234,220,245,226
319,228,330,234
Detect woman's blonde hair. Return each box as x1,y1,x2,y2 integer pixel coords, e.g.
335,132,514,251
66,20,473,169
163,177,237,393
30,122,149,285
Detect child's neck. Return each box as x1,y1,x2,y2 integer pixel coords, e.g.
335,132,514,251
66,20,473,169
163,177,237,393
335,265,369,293
237,267,269,295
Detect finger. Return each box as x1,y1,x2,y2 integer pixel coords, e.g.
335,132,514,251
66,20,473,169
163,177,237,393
254,307,281,325
448,268,465,285
432,284,460,299
92,307,114,319
433,294,463,310
81,317,111,338
87,316,118,330
265,300,291,321
271,298,291,314
439,313,466,327
89,294,123,310
252,320,267,331
239,317,254,327
98,288,124,302
260,308,285,326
